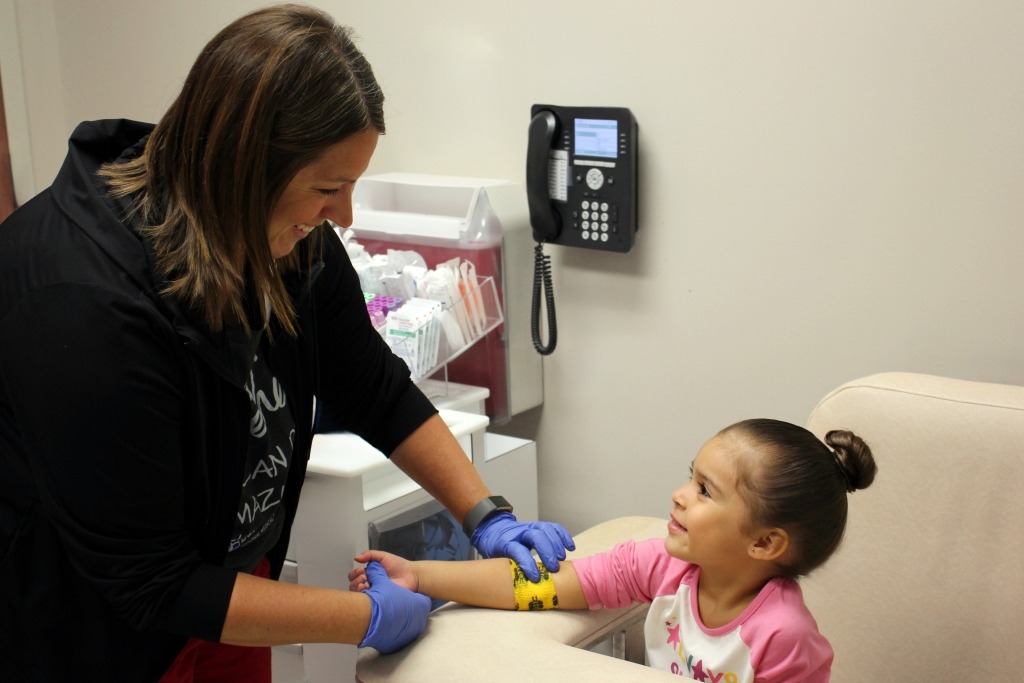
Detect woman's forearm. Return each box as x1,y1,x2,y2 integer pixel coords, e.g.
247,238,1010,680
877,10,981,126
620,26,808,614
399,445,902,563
220,572,372,646
388,414,490,525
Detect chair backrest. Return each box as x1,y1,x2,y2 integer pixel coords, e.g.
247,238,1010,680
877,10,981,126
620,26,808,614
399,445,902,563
803,372,1024,682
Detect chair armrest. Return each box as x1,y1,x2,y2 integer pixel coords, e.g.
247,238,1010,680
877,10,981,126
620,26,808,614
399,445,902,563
356,516,690,682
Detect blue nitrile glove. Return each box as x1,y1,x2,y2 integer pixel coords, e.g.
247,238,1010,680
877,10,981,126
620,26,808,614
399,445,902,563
359,561,431,654
470,511,576,581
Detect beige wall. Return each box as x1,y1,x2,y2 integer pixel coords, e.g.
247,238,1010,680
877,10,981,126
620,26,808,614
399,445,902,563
8,0,1024,532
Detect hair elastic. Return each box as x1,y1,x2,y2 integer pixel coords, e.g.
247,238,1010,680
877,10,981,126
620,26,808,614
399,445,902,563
510,560,558,610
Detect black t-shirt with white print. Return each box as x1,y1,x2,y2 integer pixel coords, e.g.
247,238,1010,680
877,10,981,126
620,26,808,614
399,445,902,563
225,337,295,572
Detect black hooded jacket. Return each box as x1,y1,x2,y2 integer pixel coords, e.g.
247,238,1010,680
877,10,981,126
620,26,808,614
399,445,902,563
0,119,436,680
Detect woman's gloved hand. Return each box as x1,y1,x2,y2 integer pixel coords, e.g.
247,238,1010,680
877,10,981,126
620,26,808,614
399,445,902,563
358,561,431,654
470,511,575,581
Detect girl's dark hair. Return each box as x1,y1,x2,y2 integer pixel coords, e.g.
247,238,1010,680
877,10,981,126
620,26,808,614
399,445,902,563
721,418,877,578
100,4,384,336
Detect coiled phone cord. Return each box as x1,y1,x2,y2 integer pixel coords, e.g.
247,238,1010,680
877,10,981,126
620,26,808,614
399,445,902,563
531,242,557,355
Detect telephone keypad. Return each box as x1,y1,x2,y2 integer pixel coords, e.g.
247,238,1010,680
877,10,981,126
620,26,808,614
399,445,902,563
576,194,617,244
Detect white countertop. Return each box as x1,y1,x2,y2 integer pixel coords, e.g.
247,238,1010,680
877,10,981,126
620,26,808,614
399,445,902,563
307,409,489,478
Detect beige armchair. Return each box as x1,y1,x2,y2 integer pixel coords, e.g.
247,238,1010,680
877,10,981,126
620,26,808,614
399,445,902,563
803,372,1024,681
357,372,1024,681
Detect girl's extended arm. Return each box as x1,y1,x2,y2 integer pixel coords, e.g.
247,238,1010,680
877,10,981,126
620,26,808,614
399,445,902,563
350,550,590,611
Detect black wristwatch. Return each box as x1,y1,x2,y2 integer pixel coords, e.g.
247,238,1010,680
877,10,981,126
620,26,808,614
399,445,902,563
462,495,513,536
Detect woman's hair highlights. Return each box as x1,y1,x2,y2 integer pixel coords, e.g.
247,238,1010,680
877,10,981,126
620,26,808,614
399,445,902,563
722,418,877,578
101,4,385,336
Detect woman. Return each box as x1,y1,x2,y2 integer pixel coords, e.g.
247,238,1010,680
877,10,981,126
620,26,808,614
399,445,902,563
0,5,572,681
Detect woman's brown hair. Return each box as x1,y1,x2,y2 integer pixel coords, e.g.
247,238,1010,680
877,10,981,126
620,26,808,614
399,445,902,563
101,4,384,336
722,418,877,578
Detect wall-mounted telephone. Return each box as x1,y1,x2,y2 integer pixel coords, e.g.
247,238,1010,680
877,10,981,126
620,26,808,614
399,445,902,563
526,104,639,354
527,104,639,252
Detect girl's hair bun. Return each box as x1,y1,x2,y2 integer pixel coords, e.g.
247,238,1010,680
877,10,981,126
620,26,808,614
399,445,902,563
824,430,877,492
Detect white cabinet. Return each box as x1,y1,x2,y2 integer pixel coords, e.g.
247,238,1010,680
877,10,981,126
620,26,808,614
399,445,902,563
280,411,538,683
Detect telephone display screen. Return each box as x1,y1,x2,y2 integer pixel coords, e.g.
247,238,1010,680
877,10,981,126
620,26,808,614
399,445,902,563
574,118,618,158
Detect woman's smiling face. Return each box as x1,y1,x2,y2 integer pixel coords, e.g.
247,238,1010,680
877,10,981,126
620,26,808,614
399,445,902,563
267,128,379,259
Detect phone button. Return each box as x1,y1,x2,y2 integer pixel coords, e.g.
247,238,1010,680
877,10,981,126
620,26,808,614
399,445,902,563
585,167,605,190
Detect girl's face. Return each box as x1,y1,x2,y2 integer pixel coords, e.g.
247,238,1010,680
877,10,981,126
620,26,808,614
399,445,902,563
665,434,761,572
267,128,379,259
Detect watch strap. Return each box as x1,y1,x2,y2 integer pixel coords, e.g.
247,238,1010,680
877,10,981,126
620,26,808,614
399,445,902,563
462,495,513,537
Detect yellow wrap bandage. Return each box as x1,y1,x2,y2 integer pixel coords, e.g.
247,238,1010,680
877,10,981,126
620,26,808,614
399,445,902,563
510,559,558,610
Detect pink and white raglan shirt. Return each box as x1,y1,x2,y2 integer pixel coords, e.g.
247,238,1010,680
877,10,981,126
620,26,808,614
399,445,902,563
572,538,833,682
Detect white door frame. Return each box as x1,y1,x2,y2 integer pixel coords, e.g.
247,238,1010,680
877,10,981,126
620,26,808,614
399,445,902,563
0,0,37,203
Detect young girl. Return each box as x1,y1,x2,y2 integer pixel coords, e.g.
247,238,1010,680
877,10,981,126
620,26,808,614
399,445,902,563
350,419,877,682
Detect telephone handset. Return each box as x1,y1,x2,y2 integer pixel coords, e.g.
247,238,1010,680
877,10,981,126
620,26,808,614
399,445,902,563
526,110,563,243
526,104,639,354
